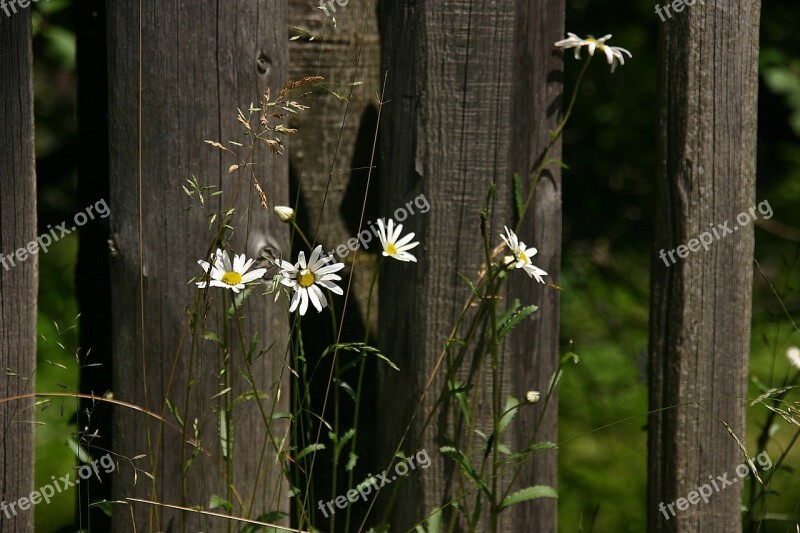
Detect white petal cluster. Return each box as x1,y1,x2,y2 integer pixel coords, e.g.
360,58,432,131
377,219,420,263
500,226,548,284
279,245,345,315
554,32,632,73
196,249,267,293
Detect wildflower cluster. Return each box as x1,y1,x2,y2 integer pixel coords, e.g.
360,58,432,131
195,216,548,316
179,30,631,528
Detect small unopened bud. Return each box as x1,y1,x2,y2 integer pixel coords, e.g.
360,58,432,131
274,206,295,222
502,255,517,269
788,346,800,370
525,391,540,404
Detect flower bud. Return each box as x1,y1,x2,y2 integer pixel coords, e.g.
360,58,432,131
274,206,295,222
788,346,800,370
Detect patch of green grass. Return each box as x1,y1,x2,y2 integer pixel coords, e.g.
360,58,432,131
36,233,79,532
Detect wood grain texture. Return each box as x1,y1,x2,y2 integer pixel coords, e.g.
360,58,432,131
376,0,563,530
0,10,37,533
648,1,761,531
107,2,290,530
506,1,565,530
287,1,382,527
287,0,381,334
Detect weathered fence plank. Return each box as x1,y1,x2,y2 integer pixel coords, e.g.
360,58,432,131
648,1,761,530
376,1,563,530
0,10,37,533
106,2,290,530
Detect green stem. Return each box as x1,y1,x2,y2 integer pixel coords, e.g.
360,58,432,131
518,54,592,230
221,292,233,533
344,257,382,531
290,220,314,251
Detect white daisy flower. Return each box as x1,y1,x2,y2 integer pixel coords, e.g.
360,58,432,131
554,32,632,73
196,249,267,293
377,218,420,263
274,205,295,222
788,346,800,370
279,245,344,315
500,226,548,284
525,391,541,404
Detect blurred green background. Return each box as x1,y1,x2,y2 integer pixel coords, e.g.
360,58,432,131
29,0,799,531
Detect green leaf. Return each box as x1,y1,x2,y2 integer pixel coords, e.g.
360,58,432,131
546,158,570,170
67,438,93,464
498,396,521,436
36,0,72,15
166,398,184,429
513,173,525,220
330,428,356,461
440,446,491,498
548,368,564,395
499,485,557,510
219,411,231,458
209,494,233,512
240,511,290,533
457,273,483,299
497,300,538,339
415,507,442,533
448,380,472,426
42,25,76,70
561,351,580,365
321,343,399,371
500,441,558,465
246,332,260,365
346,451,358,472
234,390,269,407
337,379,356,401
211,387,232,400
203,331,221,344
295,443,325,461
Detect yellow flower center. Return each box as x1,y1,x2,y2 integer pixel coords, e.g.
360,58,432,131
586,38,604,50
386,242,398,255
221,271,243,286
298,270,315,288
518,250,528,263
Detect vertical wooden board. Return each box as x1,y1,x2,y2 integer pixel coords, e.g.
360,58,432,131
0,10,37,533
648,1,761,531
376,0,562,530
507,0,564,530
107,2,290,530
